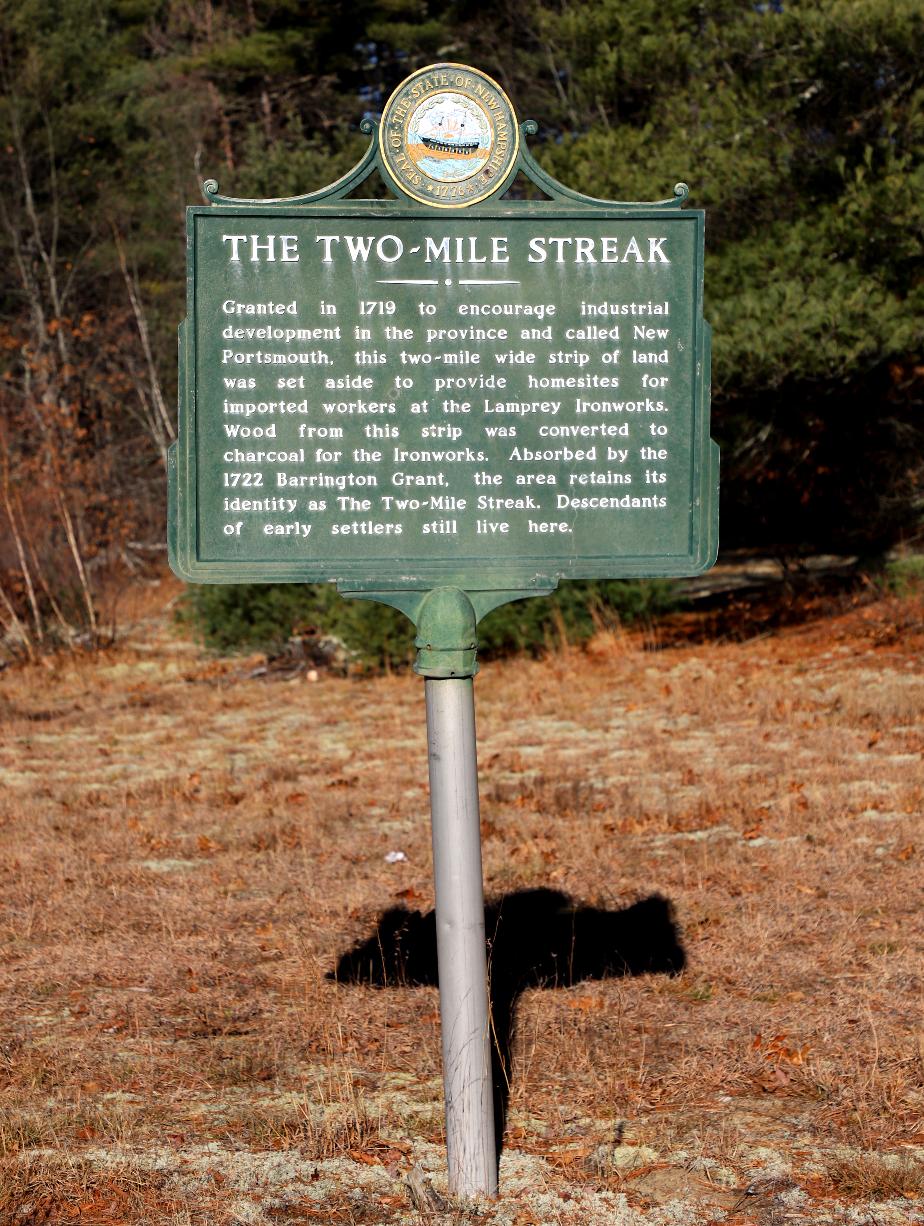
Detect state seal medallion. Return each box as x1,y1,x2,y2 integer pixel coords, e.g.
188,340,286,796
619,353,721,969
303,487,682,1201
379,64,519,207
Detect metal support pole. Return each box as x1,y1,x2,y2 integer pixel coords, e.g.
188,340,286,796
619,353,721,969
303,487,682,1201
425,676,497,1198
337,585,550,1196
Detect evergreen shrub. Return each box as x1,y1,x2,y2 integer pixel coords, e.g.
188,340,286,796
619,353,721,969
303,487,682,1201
177,579,681,669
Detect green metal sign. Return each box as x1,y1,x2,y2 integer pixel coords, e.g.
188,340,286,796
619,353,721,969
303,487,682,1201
167,67,720,1187
169,64,718,626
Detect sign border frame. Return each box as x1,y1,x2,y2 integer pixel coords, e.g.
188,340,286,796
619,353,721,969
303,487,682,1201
169,116,718,590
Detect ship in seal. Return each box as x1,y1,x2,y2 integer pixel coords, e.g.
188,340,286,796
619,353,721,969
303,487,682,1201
422,135,481,156
418,104,482,156
406,93,492,180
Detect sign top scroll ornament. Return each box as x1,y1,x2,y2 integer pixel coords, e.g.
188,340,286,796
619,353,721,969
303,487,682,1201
378,63,519,207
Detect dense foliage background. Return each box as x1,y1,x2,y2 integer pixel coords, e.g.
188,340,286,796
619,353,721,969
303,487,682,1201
0,0,921,654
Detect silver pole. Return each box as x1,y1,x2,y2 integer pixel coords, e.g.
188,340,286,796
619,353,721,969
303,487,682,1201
424,676,497,1198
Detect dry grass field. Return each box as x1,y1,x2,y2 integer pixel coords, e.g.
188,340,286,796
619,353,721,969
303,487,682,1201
1,579,923,1225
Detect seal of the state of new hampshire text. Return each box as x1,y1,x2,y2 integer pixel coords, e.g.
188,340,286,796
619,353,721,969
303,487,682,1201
379,64,519,207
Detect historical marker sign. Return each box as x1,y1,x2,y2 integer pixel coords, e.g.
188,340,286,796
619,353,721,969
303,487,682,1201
168,64,719,1200
169,64,717,594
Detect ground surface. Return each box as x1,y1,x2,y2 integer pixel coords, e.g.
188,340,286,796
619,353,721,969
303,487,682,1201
1,581,923,1225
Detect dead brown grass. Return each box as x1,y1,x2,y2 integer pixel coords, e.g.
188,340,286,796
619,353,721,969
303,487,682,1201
0,1152,171,1225
0,585,922,1223
823,1151,924,1200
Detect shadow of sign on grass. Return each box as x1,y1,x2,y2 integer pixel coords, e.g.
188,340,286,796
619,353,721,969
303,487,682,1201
329,889,685,1154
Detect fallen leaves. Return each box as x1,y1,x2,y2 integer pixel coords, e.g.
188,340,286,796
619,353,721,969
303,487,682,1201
752,1032,811,1065
547,1145,594,1168
567,994,605,1012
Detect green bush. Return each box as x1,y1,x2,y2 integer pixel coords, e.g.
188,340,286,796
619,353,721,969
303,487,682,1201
881,555,924,596
175,583,415,667
177,579,682,670
478,579,680,656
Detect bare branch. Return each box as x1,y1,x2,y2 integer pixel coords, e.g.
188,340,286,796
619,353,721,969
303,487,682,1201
112,226,176,461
